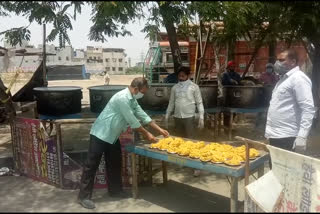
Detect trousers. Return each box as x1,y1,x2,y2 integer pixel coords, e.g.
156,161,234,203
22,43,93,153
174,116,195,140
78,135,122,200
268,137,296,169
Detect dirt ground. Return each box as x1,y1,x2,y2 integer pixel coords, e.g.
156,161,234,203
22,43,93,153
0,73,319,212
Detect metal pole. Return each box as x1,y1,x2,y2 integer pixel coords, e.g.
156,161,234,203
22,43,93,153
43,24,48,87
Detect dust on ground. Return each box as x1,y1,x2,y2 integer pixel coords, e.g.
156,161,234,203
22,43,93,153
0,73,320,212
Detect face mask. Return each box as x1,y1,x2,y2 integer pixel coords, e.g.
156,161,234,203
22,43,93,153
274,60,289,75
266,68,273,74
133,92,144,99
178,79,189,87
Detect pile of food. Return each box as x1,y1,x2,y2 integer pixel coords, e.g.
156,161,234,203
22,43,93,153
149,137,260,166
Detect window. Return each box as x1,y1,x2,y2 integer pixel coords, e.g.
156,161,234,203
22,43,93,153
181,53,188,62
94,57,96,60
105,67,110,71
118,59,123,63
66,56,69,61
112,67,116,71
118,67,123,71
89,57,92,60
112,58,116,62
105,58,109,62
98,56,101,60
58,57,61,61
166,53,173,63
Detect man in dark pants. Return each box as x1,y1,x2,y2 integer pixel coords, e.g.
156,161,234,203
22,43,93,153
165,67,204,176
78,77,169,209
265,49,315,168
221,61,241,134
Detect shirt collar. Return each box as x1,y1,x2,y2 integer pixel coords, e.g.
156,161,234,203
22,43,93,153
285,66,299,77
125,87,134,100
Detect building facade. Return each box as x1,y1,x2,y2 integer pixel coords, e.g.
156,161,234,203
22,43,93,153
1,42,128,74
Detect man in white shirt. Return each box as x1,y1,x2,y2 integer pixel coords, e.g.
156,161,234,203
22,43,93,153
165,67,205,139
265,49,315,154
165,67,204,176
104,71,110,85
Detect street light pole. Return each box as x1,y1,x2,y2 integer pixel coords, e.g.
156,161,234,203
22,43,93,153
43,24,48,86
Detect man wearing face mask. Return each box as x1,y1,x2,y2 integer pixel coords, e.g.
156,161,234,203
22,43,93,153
265,49,315,155
259,63,279,86
165,67,204,177
78,77,169,209
165,67,205,138
256,63,279,129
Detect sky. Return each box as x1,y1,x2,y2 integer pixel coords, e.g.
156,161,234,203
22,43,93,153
0,4,164,65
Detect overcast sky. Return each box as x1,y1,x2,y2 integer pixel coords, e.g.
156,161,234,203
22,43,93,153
0,4,164,65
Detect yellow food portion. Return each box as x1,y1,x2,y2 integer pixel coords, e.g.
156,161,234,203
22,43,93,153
149,138,260,165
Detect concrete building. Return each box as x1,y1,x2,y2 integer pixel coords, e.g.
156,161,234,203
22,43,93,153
102,48,127,74
1,42,128,74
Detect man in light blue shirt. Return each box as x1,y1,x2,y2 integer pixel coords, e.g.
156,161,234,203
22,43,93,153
78,77,169,209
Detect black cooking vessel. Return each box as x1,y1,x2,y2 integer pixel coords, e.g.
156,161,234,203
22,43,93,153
33,86,83,115
138,83,218,111
223,86,265,108
88,85,127,113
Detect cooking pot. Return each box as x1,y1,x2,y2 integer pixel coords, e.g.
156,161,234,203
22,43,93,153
262,85,274,107
33,86,83,116
223,86,265,108
88,85,127,113
138,83,174,111
199,85,218,109
138,83,218,111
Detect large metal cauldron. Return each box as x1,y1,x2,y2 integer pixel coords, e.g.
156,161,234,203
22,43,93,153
262,85,274,107
200,85,218,109
223,86,265,108
88,85,127,113
33,86,83,116
138,84,174,111
138,83,218,111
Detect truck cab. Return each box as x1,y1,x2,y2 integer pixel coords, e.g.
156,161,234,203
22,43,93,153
143,41,190,83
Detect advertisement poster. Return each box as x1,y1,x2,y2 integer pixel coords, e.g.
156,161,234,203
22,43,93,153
13,118,60,187
12,118,135,190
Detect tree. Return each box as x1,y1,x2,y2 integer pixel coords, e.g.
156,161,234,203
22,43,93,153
0,1,84,120
88,1,190,73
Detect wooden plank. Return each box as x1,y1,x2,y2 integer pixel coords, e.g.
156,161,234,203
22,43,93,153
55,123,64,188
125,143,269,178
148,158,153,185
234,136,268,152
229,112,233,140
162,161,168,185
245,142,250,186
131,153,138,199
230,176,239,212
55,118,95,125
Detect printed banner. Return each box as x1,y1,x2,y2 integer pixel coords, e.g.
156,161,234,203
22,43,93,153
12,118,136,190
13,118,61,186
245,145,320,212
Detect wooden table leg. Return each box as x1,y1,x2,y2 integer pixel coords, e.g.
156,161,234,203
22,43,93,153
147,158,152,185
257,165,264,178
131,153,138,199
218,112,222,136
230,176,239,212
229,112,233,140
214,113,218,138
162,161,168,185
